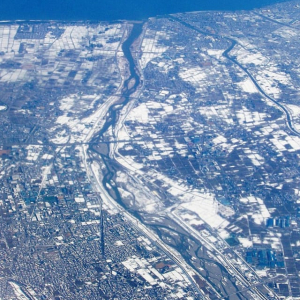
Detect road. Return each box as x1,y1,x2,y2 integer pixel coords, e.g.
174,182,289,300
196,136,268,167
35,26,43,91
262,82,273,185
81,23,205,298
81,16,284,300
170,15,300,137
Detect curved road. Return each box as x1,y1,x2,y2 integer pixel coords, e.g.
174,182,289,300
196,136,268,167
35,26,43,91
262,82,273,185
170,15,300,137
88,23,204,297
223,39,300,137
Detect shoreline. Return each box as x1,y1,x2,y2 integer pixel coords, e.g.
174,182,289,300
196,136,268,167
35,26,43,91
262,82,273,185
0,0,290,24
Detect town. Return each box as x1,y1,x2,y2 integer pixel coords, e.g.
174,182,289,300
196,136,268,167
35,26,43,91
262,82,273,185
1,1,300,299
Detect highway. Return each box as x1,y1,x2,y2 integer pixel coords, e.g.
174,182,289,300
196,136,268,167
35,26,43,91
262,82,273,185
81,15,285,300
80,23,206,298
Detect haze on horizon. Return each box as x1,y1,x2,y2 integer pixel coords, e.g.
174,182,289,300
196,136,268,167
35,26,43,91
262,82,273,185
0,0,289,21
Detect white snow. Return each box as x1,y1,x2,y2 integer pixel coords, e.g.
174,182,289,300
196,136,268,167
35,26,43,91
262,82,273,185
75,197,85,203
238,78,257,93
177,192,228,229
126,103,149,123
139,30,169,69
179,67,206,87
240,196,270,224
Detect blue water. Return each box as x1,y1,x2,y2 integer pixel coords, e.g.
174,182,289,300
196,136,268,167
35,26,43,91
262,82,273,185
0,0,289,21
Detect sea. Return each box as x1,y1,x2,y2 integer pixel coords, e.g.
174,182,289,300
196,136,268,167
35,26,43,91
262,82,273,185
0,0,290,22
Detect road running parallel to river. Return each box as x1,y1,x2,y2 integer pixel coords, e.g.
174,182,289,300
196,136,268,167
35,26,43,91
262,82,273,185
84,21,280,300
85,23,204,297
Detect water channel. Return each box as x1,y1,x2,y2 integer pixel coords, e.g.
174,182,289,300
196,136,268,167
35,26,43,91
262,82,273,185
89,22,266,299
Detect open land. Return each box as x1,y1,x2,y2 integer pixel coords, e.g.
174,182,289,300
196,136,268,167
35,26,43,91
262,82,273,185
1,1,300,299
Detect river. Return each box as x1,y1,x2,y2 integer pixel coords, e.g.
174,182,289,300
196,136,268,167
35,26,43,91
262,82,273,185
89,22,259,299
91,23,144,209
